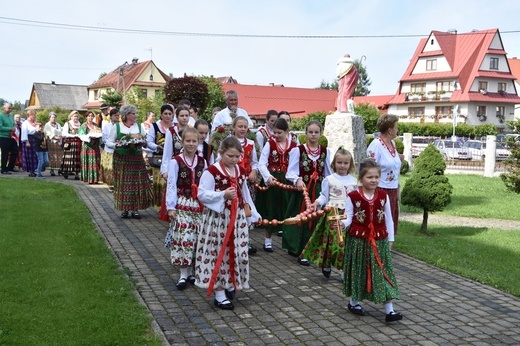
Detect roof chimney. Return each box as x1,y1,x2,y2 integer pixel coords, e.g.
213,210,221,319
132,57,138,64
51,81,56,85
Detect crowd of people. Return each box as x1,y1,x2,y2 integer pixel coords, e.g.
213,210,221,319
0,94,404,321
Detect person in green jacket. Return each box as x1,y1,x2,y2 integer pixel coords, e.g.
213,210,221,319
0,103,19,174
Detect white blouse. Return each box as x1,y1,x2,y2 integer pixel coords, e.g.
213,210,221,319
21,121,37,142
315,173,358,208
367,137,402,189
106,122,147,149
166,155,208,211
285,145,332,185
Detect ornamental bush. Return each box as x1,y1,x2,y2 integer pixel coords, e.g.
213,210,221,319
163,76,209,115
401,144,453,233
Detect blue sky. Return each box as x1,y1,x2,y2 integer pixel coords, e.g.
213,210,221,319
1,0,520,104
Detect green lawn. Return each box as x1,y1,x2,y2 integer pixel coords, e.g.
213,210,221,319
0,179,161,345
395,222,520,297
400,173,520,220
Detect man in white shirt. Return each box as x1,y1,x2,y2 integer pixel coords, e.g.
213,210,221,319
211,90,253,132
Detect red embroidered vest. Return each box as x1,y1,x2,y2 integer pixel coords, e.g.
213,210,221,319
267,139,296,173
174,155,205,200
207,164,247,209
238,140,254,176
347,188,389,240
168,126,183,157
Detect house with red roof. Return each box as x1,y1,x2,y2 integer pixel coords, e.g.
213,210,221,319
507,57,520,119
83,58,171,109
387,28,520,128
219,81,337,120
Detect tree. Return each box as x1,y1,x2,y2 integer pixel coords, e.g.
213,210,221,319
199,75,226,122
163,75,209,116
97,72,107,81
101,90,124,107
353,59,371,96
354,102,380,134
290,111,327,131
500,119,520,193
317,79,338,91
401,145,453,233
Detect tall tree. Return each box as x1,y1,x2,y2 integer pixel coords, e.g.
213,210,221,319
199,75,226,122
163,75,209,116
101,90,124,107
353,59,371,96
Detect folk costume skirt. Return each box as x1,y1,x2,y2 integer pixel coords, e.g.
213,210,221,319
112,151,153,211
195,207,250,292
260,171,293,235
382,187,399,234
151,166,166,209
61,137,82,174
342,236,400,304
22,136,38,173
100,150,114,186
301,208,346,270
80,138,101,184
47,140,63,170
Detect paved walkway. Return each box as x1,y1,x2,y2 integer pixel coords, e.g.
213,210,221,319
4,174,520,345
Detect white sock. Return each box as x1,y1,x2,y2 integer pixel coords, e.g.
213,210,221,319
227,287,235,293
215,290,226,302
384,301,394,314
186,266,193,276
264,237,272,246
180,267,188,279
350,298,360,306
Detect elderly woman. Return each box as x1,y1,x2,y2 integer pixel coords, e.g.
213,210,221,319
61,110,82,180
106,104,153,219
147,104,174,209
21,109,39,177
44,111,63,176
78,111,102,184
366,114,403,234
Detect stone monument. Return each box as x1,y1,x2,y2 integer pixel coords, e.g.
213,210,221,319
323,54,367,170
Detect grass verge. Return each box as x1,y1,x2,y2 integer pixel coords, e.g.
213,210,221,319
395,221,520,297
0,179,162,345
400,174,520,220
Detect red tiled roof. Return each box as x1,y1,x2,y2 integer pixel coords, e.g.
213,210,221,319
450,90,520,103
221,84,336,118
89,60,171,92
390,29,517,105
353,95,394,110
508,58,520,81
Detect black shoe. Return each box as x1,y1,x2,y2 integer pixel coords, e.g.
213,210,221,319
1,171,11,175
63,173,68,179
297,258,310,266
176,278,187,290
263,244,273,253
74,175,80,180
277,230,283,236
131,211,141,219
248,244,257,255
225,289,236,301
121,211,129,219
186,275,196,284
348,303,366,316
214,298,234,310
50,170,56,176
322,266,331,278
28,172,36,177
9,168,19,172
385,311,403,322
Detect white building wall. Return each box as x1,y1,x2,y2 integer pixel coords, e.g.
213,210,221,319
413,56,451,74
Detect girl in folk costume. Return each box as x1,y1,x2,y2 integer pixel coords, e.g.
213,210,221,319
255,109,278,152
147,105,174,209
78,111,102,184
257,118,296,253
233,116,259,255
160,105,190,177
61,110,83,180
336,159,402,322
194,119,215,165
196,137,261,310
283,120,332,265
164,128,207,290
301,148,357,278
277,111,300,144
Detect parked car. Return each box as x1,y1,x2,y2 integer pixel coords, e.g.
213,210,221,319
463,140,511,161
432,139,471,160
411,136,438,157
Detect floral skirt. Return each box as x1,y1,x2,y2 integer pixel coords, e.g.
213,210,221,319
113,152,153,211
152,166,166,208
164,197,203,266
195,207,250,291
342,236,400,304
100,151,114,186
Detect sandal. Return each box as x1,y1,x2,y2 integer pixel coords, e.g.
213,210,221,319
214,298,234,310
176,277,187,290
322,266,332,278
297,258,310,266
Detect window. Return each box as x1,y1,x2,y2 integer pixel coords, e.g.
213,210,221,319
490,57,499,70
426,59,437,71
408,107,425,116
496,106,505,116
410,83,426,92
93,90,99,100
436,81,451,92
141,89,148,98
155,89,161,96
478,81,488,91
435,106,452,116
498,82,507,92
477,105,487,116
